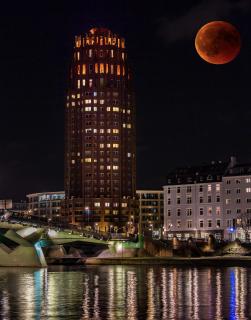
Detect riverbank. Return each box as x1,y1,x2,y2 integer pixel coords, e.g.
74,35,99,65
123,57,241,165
86,256,251,267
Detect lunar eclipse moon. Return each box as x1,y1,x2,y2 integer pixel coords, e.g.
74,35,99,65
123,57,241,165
195,21,241,65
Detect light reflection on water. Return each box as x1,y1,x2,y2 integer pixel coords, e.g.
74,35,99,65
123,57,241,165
0,266,251,319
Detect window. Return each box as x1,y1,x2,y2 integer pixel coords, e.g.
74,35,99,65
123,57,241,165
216,195,220,202
216,207,221,215
187,186,192,193
167,188,171,194
226,199,230,205
199,185,203,192
247,209,251,214
208,196,212,203
94,202,100,207
246,178,251,183
82,64,86,75
216,184,220,192
187,197,192,204
177,209,181,216
200,208,204,215
226,189,231,194
226,209,231,214
100,63,104,73
167,210,171,217
236,188,241,194
186,208,192,216
105,202,110,207
226,180,231,185
177,187,180,193
177,197,180,204
208,184,212,192
236,198,241,204
216,220,221,227
167,198,171,205
236,179,241,184
199,220,204,228
246,188,251,193
208,220,212,228
177,220,181,228
199,197,203,203
187,220,192,228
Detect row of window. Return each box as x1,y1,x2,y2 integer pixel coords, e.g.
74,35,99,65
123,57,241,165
75,49,125,60
167,184,221,193
78,64,125,76
75,36,125,48
169,219,221,229
167,207,221,217
167,195,221,204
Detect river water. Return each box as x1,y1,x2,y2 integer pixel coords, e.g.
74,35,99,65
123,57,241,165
0,265,250,319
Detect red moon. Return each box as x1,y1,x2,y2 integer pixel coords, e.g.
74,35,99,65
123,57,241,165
195,21,241,64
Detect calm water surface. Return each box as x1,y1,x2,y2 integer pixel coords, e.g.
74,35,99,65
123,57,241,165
0,265,250,319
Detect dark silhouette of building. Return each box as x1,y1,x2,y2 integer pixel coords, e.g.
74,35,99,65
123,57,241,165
63,28,136,232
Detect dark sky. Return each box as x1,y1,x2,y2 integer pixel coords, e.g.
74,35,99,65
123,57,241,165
0,0,251,200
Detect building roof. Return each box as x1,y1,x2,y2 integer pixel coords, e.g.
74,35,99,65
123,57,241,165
224,163,251,177
166,161,228,185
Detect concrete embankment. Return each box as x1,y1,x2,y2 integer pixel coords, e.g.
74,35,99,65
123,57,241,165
86,256,251,267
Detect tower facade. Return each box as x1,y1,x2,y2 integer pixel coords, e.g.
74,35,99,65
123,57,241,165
64,28,136,232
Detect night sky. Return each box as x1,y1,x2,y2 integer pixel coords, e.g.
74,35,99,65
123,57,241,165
1,0,251,200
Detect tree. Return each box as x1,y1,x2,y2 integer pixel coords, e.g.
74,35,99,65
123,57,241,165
237,212,251,242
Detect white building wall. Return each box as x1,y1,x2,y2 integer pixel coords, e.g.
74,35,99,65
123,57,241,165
164,182,224,240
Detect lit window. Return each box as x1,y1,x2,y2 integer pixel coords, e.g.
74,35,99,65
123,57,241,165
113,144,119,148
94,91,97,97
99,144,104,148
100,63,104,73
107,107,111,111
246,188,251,193
123,123,126,128
246,178,251,183
107,129,111,133
94,202,100,207
107,143,111,148
71,160,75,164
106,63,109,73
122,52,125,60
77,80,80,88
77,65,81,75
113,165,119,170
85,99,91,104
122,203,127,207
88,49,92,57
100,129,105,133
82,64,86,75
82,79,86,86
85,107,91,111
107,165,111,170
71,102,75,106
89,79,93,87
127,153,131,158
85,158,92,163
95,63,98,73
117,65,121,75
127,124,131,129
111,64,114,74
94,99,97,104
208,184,212,192
100,100,105,104
113,107,119,112
105,202,110,207
93,107,97,111
111,50,114,58
127,109,131,114
216,184,220,192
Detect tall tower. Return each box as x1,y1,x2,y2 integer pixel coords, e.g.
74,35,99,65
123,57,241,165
64,28,136,232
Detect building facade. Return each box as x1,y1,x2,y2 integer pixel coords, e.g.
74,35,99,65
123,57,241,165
223,162,251,240
27,192,65,221
164,162,228,240
63,28,136,231
137,190,164,237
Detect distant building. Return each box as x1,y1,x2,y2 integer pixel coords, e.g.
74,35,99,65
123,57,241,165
63,27,137,231
137,190,164,237
163,161,228,240
0,199,12,211
27,192,65,221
